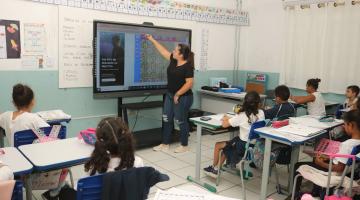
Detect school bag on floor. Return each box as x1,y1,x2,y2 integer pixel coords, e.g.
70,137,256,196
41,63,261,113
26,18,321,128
250,139,280,169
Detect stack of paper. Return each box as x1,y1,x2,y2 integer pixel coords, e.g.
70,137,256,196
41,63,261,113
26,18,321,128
37,110,71,121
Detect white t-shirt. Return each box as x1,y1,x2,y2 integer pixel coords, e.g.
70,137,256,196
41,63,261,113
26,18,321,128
0,161,14,181
107,156,144,172
228,109,265,141
0,111,50,146
307,92,326,116
344,97,358,110
87,156,144,175
333,139,360,165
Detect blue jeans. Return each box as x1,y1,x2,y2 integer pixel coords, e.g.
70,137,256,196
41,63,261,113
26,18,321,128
162,92,193,146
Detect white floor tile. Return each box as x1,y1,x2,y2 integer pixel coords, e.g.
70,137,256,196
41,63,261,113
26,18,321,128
137,150,173,163
172,165,207,179
154,157,191,171
176,151,211,165
218,185,259,200
200,176,236,192
245,177,278,196
268,192,289,200
219,171,243,185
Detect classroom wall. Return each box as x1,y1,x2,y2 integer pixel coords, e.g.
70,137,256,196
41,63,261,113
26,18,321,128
0,0,241,146
237,0,348,105
238,0,286,74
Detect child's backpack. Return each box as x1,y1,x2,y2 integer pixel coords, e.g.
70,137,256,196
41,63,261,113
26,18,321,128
31,125,68,190
250,139,280,169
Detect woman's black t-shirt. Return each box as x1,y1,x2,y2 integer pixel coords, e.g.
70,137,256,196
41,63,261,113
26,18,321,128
167,54,194,95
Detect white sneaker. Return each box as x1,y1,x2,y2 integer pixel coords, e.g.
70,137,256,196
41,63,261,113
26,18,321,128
174,145,189,153
153,144,169,151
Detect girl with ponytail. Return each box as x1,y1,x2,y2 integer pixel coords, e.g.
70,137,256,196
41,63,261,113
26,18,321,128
204,91,265,175
85,117,143,175
0,83,49,146
290,78,326,116
145,34,194,153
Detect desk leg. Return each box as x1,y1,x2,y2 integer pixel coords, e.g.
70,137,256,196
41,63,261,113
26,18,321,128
187,125,216,193
24,174,32,200
288,145,300,193
260,138,272,200
195,124,202,181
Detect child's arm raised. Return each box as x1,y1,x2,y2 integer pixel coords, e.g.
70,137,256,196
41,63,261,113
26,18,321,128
290,94,315,104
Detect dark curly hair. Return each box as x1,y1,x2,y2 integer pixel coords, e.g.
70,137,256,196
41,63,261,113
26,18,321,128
307,78,321,90
240,91,261,124
85,117,135,175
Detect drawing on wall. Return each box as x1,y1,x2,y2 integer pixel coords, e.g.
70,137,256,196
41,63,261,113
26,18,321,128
0,20,21,59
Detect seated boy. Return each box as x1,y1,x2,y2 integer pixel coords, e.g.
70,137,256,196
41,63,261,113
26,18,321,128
344,85,359,110
264,85,296,120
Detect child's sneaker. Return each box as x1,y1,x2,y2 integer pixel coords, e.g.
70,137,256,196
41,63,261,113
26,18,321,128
174,145,189,153
153,144,169,151
203,165,218,175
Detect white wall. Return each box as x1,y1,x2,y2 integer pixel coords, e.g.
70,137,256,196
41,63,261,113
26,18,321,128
239,0,285,74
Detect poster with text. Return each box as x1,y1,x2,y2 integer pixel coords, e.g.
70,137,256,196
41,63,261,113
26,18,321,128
0,20,21,59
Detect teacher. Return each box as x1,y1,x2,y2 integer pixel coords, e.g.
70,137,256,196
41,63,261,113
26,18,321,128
146,34,194,153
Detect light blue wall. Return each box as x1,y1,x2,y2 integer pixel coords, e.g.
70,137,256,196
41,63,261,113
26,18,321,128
0,69,345,143
0,70,236,140
0,70,280,138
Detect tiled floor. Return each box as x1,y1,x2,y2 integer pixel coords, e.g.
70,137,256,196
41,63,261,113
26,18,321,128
30,131,314,200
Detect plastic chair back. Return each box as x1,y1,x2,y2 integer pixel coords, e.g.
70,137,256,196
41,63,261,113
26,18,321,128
13,126,66,148
77,174,103,200
248,120,266,141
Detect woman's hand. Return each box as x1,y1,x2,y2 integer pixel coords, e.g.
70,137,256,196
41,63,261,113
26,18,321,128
145,34,154,42
174,94,180,104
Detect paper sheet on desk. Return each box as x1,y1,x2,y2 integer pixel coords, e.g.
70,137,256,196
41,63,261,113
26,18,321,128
153,189,204,200
153,188,240,200
289,117,342,129
211,114,234,121
263,128,309,142
278,124,322,137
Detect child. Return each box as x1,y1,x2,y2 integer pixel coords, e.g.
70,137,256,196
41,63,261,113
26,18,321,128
292,109,360,199
344,85,359,110
85,117,144,175
290,78,326,116
58,117,144,200
203,91,265,175
0,84,49,146
264,85,296,120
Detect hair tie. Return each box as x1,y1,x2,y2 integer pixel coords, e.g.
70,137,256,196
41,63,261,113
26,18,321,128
104,121,119,144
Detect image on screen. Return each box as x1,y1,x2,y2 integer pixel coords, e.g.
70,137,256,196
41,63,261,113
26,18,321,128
93,21,191,97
